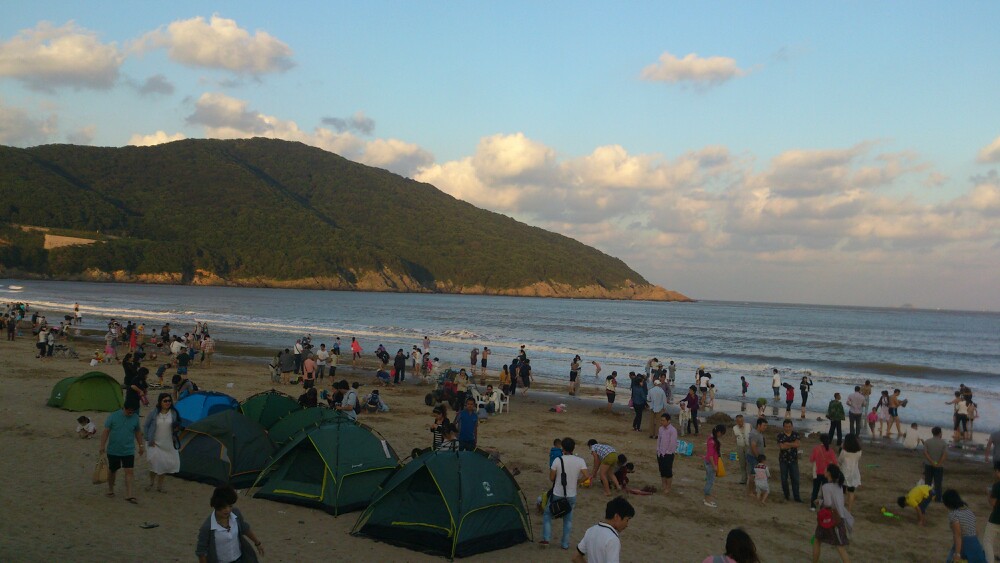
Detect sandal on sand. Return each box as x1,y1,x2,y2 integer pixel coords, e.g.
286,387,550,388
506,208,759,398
140,522,159,529
125,497,138,504
105,492,115,498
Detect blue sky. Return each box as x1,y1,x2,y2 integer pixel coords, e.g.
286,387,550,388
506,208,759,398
3,2,1000,309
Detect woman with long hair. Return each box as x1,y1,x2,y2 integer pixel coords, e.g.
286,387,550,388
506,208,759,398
702,528,761,563
943,489,987,563
144,392,181,492
629,373,648,432
810,433,838,508
813,464,854,563
838,433,863,511
703,424,727,508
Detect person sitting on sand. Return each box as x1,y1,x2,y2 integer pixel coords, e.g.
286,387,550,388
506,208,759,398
364,389,389,413
903,423,922,450
297,387,318,408
374,368,391,386
77,415,97,438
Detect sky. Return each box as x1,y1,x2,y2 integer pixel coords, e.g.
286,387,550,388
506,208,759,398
2,3,999,311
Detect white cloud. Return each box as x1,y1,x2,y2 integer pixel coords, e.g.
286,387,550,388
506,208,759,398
977,135,1000,164
137,74,174,96
127,130,187,146
0,100,57,145
133,15,293,75
640,51,749,88
0,21,123,91
67,125,95,145
360,139,433,175
184,92,432,176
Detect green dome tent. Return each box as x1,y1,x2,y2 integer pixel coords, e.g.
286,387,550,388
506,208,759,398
47,371,124,412
351,449,532,559
267,407,347,446
252,416,400,515
239,389,301,430
176,410,275,488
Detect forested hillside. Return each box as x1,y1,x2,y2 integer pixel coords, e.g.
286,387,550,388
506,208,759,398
0,138,688,300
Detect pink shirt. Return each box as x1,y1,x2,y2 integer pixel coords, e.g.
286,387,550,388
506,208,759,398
809,445,838,476
704,436,719,463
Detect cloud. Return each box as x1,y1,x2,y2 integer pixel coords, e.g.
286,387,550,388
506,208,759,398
416,133,1000,306
127,130,187,146
0,100,57,145
640,51,749,88
133,15,293,75
184,92,432,176
0,21,123,91
137,74,174,96
359,139,433,174
67,125,95,145
321,111,375,135
977,135,1000,164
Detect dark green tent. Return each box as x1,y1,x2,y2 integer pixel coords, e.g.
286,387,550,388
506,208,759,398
239,390,301,429
252,417,400,515
351,449,532,558
176,410,275,488
267,407,347,446
47,371,124,412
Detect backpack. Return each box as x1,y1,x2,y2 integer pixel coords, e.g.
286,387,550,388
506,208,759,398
817,507,837,529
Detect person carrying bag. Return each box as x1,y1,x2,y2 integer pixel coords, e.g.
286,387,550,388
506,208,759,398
549,457,572,518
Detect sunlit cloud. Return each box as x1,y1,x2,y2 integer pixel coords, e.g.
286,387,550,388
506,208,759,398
0,21,123,91
0,99,57,145
132,15,293,75
977,135,1000,164
127,130,186,146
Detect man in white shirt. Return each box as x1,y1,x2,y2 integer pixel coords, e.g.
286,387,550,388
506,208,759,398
573,496,635,563
542,438,591,550
732,414,752,485
846,385,866,436
315,344,329,380
646,379,668,438
771,369,781,401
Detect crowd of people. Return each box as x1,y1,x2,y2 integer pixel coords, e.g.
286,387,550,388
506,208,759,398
9,300,999,563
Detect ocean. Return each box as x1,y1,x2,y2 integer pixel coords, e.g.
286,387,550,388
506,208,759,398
4,279,998,431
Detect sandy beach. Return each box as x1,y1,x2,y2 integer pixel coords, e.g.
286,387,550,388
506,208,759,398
0,331,995,563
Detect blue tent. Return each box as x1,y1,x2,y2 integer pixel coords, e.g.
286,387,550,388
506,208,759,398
175,391,239,427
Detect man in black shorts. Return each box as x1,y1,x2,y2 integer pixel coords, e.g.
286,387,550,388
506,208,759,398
656,413,678,494
99,398,144,504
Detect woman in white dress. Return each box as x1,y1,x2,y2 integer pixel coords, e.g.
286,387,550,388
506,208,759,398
144,393,181,492
838,433,863,512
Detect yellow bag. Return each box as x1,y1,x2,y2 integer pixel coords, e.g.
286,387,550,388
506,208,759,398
716,458,726,478
92,457,109,484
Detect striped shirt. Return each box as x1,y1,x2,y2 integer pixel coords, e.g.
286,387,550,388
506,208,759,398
948,507,978,537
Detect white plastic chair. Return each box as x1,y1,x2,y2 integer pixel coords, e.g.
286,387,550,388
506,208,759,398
497,392,510,413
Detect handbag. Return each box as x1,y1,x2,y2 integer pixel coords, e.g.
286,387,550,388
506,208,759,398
716,458,726,477
548,457,572,519
92,456,109,484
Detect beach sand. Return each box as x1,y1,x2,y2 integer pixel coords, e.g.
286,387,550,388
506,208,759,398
0,334,995,562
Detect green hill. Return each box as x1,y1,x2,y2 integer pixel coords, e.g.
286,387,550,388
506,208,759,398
0,138,688,300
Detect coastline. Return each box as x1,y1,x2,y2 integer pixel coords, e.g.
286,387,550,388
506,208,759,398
0,327,996,562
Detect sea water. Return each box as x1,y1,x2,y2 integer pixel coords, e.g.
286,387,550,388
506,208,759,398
5,279,998,431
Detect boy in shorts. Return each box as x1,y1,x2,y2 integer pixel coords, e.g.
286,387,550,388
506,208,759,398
897,483,933,526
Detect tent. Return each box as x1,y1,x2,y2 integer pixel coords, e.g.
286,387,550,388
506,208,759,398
175,391,239,427
239,390,301,429
351,449,532,558
176,410,275,488
47,371,124,412
252,416,400,515
267,407,347,446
